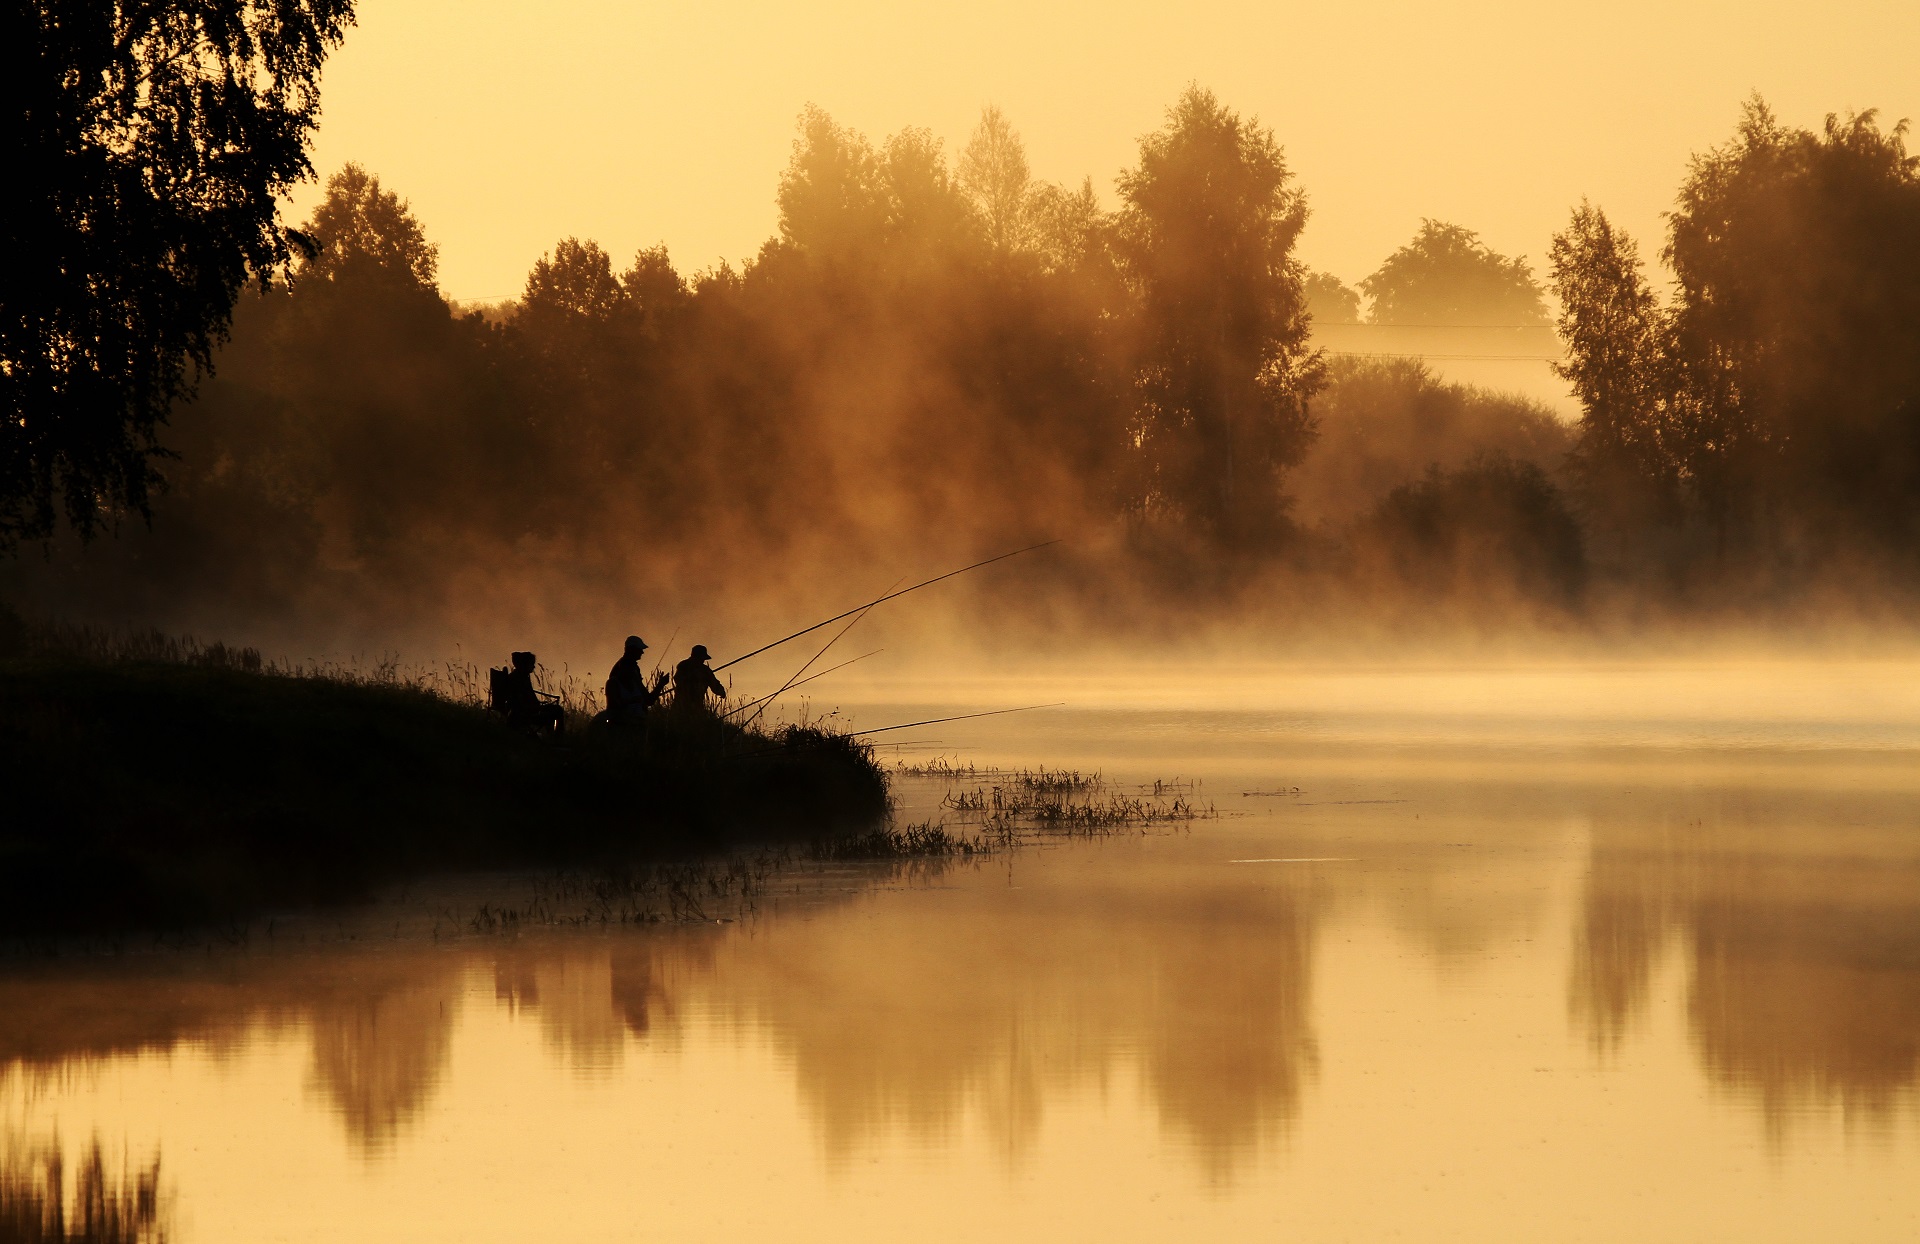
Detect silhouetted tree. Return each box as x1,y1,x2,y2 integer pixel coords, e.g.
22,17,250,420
1663,99,1920,561
775,106,887,261
2,0,355,546
521,238,624,328
1548,203,1683,533
1116,86,1321,541
879,127,980,259
302,164,438,288
1360,220,1548,325
623,245,693,332
1027,178,1114,278
959,106,1035,254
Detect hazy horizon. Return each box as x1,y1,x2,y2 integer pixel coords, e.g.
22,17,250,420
283,0,1920,302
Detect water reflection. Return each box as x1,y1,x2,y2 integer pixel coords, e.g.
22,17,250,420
3,749,1917,1240
305,972,459,1151
0,851,1325,1183
1572,783,1920,1127
0,951,466,1153
0,1140,164,1243
686,861,1321,1182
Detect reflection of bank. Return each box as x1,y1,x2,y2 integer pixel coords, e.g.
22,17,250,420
1571,783,1920,1130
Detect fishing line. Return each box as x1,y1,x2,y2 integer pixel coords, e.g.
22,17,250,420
721,649,883,719
848,703,1064,736
713,539,1061,672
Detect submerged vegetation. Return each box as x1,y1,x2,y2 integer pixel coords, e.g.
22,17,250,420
0,612,888,935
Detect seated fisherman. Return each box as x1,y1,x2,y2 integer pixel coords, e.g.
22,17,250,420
506,650,566,736
604,635,668,725
672,644,728,715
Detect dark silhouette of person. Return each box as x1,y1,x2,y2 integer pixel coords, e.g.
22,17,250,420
603,635,668,725
505,651,565,736
672,645,727,715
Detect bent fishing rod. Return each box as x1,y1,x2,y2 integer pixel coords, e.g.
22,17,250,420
712,539,1061,674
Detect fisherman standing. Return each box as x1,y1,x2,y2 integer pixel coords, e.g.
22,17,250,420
603,635,668,726
673,645,728,716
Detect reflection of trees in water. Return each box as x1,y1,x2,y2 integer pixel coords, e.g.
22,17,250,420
0,951,467,1155
304,976,460,1153
491,951,622,1072
0,1139,165,1243
489,935,721,1074
1571,787,1920,1128
1136,904,1318,1183
650,873,1323,1185
0,870,1322,1184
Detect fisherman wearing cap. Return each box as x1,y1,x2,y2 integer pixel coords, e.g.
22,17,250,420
603,635,669,726
672,644,728,716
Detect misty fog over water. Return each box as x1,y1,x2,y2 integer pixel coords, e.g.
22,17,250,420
10,6,1920,1235
6,687,1918,1243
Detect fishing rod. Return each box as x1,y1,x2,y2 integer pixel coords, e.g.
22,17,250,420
740,576,905,730
649,628,679,680
720,649,882,719
712,539,1061,673
847,703,1064,736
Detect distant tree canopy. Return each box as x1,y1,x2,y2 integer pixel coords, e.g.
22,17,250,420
1303,272,1362,324
1,0,355,548
1552,98,1920,568
1360,220,1548,325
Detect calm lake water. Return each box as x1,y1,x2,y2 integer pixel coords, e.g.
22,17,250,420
6,661,1920,1241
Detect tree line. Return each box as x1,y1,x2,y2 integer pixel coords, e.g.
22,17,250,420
1550,99,1920,599
9,84,1918,643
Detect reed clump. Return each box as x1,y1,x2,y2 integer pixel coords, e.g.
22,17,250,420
943,784,1214,834
807,820,992,860
901,759,1216,844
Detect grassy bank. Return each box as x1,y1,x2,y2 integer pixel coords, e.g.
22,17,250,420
0,622,889,935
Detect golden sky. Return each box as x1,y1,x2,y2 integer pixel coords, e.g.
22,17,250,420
287,0,1920,302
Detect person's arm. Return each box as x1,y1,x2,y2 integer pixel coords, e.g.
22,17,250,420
706,670,727,698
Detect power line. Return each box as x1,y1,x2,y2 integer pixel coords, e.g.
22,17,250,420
1325,350,1564,362
1317,322,1557,330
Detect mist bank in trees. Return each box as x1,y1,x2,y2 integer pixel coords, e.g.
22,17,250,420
7,91,1920,648
1550,99,1920,601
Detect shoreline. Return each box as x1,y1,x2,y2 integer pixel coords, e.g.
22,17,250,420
0,652,890,936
